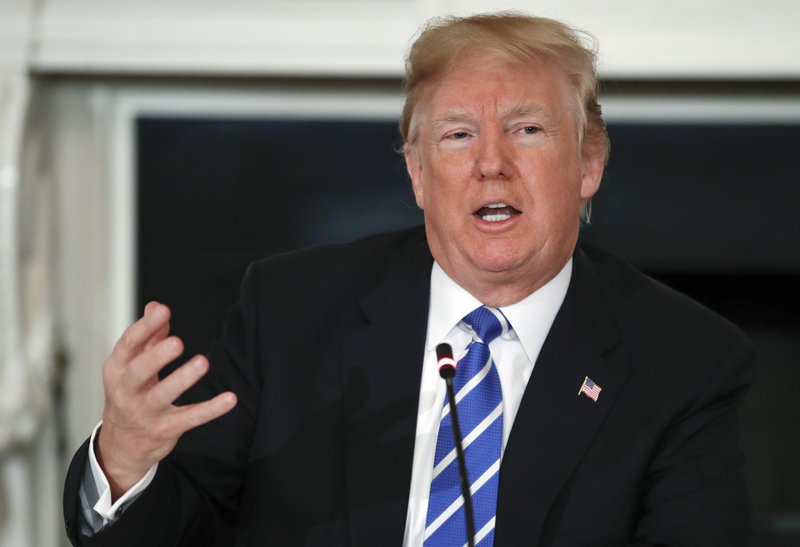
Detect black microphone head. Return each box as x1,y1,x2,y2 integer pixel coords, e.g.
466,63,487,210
436,343,456,379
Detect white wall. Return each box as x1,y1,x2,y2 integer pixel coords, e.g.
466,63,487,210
30,0,800,79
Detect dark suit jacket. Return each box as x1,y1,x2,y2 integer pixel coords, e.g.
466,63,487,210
64,226,754,546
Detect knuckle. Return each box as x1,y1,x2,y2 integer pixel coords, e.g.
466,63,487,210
150,422,172,442
185,413,202,429
116,328,137,352
106,383,124,403
146,383,173,407
101,361,114,381
184,359,204,379
125,403,146,425
121,362,143,387
184,404,211,430
160,337,182,359
104,382,129,410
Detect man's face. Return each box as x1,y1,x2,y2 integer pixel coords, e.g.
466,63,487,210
405,52,604,304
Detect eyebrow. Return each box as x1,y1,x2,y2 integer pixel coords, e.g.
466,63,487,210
430,103,555,131
504,103,554,123
431,109,474,131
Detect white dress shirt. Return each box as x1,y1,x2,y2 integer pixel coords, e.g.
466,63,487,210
82,259,572,541
82,422,158,532
402,260,571,546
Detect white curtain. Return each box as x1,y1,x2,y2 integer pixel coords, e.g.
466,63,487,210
0,3,61,542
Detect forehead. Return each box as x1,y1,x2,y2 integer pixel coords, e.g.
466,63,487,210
420,52,572,122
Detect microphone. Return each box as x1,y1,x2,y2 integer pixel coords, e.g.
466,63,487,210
436,343,476,547
436,343,457,379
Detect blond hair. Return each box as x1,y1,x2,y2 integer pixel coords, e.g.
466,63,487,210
401,12,609,164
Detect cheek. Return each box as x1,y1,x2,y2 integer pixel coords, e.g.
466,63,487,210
413,149,476,211
522,163,584,217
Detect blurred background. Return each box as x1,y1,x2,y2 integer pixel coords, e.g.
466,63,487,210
1,1,798,545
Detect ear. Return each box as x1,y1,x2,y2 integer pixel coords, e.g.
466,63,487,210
579,146,605,200
404,144,425,209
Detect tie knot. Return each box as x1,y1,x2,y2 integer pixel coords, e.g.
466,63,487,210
462,306,508,345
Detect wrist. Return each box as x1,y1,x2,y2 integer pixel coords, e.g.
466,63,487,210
94,426,150,501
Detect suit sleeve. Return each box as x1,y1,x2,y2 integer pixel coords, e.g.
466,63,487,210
63,263,265,546
630,336,756,546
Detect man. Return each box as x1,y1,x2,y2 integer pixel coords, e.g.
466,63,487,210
64,12,754,546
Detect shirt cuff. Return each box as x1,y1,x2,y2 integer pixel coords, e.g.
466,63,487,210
87,421,158,523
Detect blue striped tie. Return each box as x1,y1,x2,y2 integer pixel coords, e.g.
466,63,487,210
424,306,507,546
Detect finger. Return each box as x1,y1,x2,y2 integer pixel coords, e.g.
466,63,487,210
147,355,210,407
123,335,184,391
166,391,238,436
143,322,171,351
111,302,172,363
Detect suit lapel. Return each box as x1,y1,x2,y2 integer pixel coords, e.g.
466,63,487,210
495,249,630,544
341,235,433,546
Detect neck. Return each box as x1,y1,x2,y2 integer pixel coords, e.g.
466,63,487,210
448,262,566,308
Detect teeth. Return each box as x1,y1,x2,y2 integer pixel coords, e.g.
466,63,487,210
486,203,508,209
482,212,512,222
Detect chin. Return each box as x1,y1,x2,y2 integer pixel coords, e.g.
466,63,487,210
471,252,528,276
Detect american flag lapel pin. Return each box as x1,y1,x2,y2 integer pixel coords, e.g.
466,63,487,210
578,376,602,402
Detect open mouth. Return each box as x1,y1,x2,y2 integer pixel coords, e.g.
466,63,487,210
474,202,521,222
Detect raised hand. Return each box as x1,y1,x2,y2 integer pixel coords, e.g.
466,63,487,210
95,302,237,500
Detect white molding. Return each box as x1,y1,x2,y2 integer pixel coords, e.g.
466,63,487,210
602,95,800,124
33,1,419,77
0,0,34,72
108,90,138,345
29,0,800,79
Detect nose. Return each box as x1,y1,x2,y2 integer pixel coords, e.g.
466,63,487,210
474,130,513,180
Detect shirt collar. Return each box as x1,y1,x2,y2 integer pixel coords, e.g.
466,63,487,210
426,259,573,363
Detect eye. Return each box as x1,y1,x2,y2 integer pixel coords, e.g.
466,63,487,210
449,131,470,140
521,126,539,135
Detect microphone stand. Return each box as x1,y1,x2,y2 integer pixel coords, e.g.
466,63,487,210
437,344,476,547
